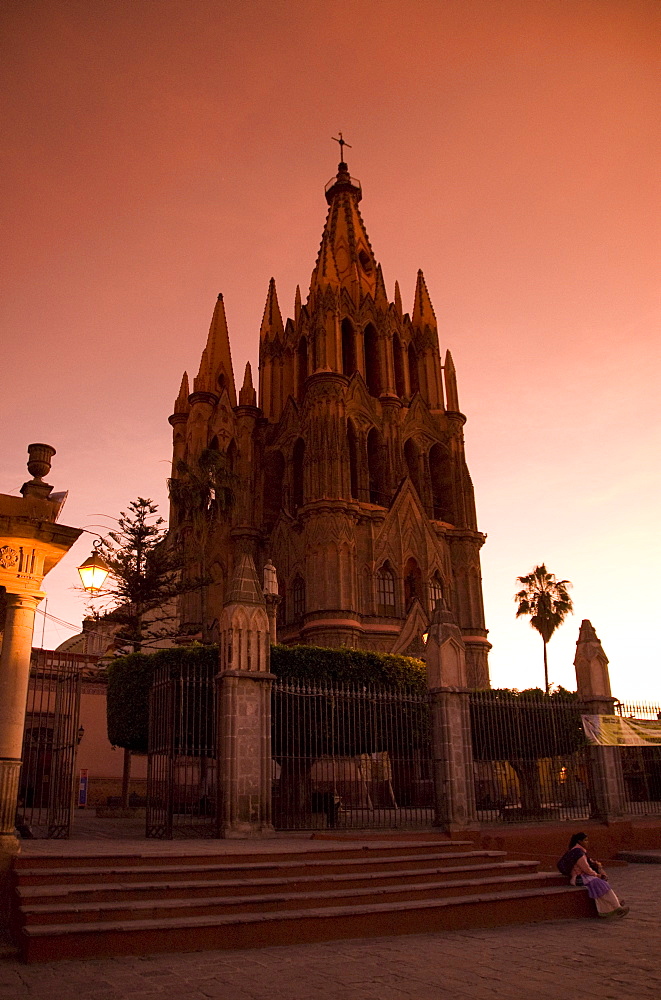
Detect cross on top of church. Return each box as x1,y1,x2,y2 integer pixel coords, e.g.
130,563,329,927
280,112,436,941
332,132,351,164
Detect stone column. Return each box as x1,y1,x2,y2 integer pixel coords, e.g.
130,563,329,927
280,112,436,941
0,593,42,846
426,601,478,834
574,619,625,822
217,553,275,837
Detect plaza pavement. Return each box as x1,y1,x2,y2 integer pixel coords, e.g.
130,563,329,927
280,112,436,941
0,856,658,1000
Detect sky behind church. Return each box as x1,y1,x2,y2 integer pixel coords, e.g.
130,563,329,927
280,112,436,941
2,0,659,699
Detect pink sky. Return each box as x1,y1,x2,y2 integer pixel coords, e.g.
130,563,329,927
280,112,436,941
2,0,659,700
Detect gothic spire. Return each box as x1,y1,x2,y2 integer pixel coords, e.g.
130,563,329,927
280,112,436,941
260,278,285,343
412,269,437,329
225,551,265,606
394,280,403,318
239,361,257,407
309,159,378,302
444,350,460,412
194,293,237,405
174,371,190,414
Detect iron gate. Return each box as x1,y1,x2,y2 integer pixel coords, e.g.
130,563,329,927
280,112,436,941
272,678,433,830
18,650,83,838
470,690,591,824
146,657,218,838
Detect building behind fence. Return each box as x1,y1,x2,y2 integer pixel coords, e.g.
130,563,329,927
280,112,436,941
15,599,661,839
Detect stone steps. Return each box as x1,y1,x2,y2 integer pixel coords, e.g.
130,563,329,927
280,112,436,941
12,843,593,962
16,859,539,905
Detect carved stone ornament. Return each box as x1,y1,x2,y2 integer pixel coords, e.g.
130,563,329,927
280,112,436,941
0,546,19,570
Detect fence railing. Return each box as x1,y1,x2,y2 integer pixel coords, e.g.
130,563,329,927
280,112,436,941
272,678,432,830
146,657,218,838
18,650,87,838
616,700,661,816
469,691,591,824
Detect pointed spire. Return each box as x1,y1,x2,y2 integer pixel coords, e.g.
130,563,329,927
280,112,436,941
194,294,237,405
260,278,285,343
294,284,302,323
174,371,190,413
444,350,460,412
412,270,437,328
309,163,377,302
239,361,257,407
394,280,403,319
375,263,388,307
225,552,265,606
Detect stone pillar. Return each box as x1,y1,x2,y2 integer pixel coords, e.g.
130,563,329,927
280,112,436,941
574,619,625,822
0,443,81,929
0,592,42,844
217,553,275,837
426,601,478,833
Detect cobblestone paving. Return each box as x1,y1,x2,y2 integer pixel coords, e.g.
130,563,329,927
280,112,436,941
1,864,658,1000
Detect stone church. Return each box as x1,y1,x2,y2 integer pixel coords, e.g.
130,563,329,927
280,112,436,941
168,157,491,688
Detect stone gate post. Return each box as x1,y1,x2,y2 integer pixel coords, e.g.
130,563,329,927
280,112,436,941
574,619,626,822
0,445,81,924
426,601,478,834
217,553,275,837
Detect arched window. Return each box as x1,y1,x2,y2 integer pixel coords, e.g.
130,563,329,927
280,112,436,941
342,318,357,376
263,450,285,527
347,420,359,500
364,324,381,397
297,336,309,399
404,557,422,609
292,438,305,510
428,573,443,613
408,342,419,396
429,443,454,523
376,564,396,616
226,438,237,472
277,581,286,626
367,427,387,505
404,438,423,501
292,575,305,619
393,333,406,398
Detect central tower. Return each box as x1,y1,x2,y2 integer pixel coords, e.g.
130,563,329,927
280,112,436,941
168,157,491,687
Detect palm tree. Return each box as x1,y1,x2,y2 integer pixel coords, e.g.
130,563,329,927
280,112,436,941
515,564,573,694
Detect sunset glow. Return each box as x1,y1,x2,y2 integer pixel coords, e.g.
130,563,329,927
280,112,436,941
2,0,659,699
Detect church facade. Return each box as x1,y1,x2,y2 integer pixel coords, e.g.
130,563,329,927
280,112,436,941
168,159,491,688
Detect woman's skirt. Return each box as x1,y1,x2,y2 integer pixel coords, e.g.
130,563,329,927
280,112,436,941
577,874,611,899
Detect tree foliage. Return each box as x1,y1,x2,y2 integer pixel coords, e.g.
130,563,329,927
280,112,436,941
515,564,573,692
105,643,425,756
90,498,190,652
167,448,238,639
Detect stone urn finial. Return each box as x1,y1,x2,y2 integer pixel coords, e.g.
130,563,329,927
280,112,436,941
21,443,56,499
26,443,56,481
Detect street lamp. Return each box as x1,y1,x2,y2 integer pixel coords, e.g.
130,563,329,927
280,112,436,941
77,539,110,592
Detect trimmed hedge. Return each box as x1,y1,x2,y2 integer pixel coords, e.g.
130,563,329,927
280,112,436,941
106,643,426,752
270,645,426,691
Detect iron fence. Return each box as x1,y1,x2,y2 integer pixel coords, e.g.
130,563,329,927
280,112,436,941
470,690,591,824
272,678,433,830
18,650,85,838
146,657,218,838
615,701,661,816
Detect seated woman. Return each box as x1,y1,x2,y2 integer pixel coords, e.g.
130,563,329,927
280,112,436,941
559,832,629,919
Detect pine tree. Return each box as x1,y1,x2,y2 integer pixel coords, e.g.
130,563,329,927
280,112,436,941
88,498,194,807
